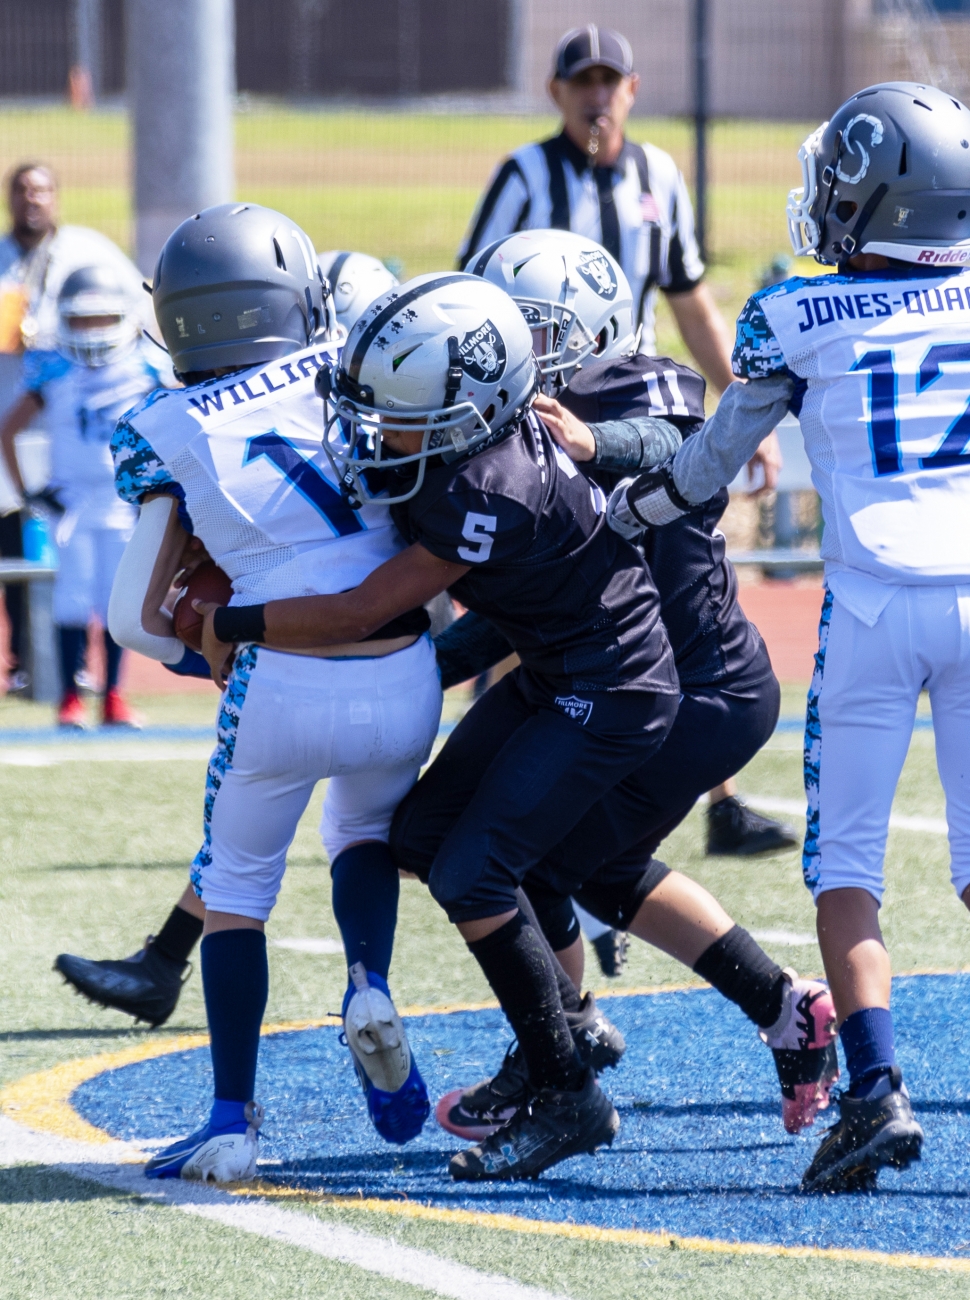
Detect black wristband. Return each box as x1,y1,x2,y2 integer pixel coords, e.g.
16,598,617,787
213,604,266,644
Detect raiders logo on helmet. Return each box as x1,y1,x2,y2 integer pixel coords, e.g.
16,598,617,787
576,249,617,300
459,319,507,382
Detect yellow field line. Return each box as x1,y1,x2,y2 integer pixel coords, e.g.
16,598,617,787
238,1183,970,1274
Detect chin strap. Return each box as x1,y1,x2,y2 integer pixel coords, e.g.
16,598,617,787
442,336,462,409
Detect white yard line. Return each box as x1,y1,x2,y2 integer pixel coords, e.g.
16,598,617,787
0,1117,567,1300
747,795,948,837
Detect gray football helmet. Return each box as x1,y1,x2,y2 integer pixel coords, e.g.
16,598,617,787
468,230,636,393
152,203,325,377
56,265,137,367
316,250,399,338
788,82,970,267
319,272,537,506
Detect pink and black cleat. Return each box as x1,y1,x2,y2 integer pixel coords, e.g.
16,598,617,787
759,972,839,1134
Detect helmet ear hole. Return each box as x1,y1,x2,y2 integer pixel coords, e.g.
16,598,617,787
836,200,858,223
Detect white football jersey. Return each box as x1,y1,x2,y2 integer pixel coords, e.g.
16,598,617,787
22,342,167,527
112,343,405,605
735,269,970,584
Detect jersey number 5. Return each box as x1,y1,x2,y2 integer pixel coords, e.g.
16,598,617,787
244,431,363,536
853,345,970,476
458,512,497,563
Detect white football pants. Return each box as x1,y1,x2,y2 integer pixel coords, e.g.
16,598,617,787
191,636,442,921
803,584,970,905
53,523,133,627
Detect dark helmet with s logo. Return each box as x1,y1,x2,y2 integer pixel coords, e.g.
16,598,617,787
787,82,970,268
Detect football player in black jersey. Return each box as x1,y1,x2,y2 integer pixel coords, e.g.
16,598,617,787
198,272,683,1181
402,233,838,1144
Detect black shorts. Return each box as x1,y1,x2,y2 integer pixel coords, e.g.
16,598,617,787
390,665,678,923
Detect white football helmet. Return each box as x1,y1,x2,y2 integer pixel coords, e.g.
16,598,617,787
320,272,537,506
56,265,138,367
317,250,400,336
467,230,637,392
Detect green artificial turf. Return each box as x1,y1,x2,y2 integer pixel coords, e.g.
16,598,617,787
1,691,966,1298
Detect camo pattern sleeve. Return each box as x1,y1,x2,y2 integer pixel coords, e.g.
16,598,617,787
111,417,192,533
732,293,789,380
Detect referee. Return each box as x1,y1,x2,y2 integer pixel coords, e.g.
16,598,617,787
460,26,794,867
460,28,772,409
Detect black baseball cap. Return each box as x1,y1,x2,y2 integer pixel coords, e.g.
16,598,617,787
553,25,634,80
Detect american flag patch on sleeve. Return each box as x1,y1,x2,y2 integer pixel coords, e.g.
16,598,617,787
640,191,660,224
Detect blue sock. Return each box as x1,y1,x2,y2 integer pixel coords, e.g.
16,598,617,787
200,929,268,1104
331,842,399,981
57,626,86,694
840,1007,896,1096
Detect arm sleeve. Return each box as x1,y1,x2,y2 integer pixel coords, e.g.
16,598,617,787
434,610,514,691
458,159,531,270
662,165,705,294
589,416,683,472
671,374,794,504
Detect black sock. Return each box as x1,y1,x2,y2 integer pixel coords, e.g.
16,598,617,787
692,925,786,1029
57,625,86,695
153,904,205,966
468,912,583,1091
515,887,582,1014
104,630,125,691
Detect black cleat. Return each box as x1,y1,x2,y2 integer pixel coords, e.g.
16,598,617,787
449,1068,619,1181
435,992,625,1140
706,794,799,856
54,937,190,1028
567,992,626,1072
800,1066,924,1193
591,928,629,977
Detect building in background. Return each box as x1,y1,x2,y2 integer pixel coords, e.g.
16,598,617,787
0,1,969,116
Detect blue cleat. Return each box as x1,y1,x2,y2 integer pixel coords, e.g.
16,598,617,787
342,962,430,1144
144,1099,264,1182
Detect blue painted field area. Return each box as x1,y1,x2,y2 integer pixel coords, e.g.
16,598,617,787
72,976,970,1259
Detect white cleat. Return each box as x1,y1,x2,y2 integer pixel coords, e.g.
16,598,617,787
343,962,411,1092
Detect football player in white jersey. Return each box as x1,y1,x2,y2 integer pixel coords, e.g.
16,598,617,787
0,265,168,727
606,81,970,1191
52,249,403,1024
106,206,442,1183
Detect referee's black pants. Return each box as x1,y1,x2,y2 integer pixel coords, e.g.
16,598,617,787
389,664,678,924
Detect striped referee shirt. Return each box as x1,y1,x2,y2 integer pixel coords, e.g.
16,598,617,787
458,130,704,357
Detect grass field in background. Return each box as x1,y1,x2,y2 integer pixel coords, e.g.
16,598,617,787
0,106,821,363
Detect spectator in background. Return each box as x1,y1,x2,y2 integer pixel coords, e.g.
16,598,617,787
0,163,146,696
460,31,795,869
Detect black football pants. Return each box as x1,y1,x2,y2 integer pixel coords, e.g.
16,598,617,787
389,664,679,923
525,656,781,931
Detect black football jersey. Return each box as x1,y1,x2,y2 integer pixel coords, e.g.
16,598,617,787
391,414,678,694
561,354,768,688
